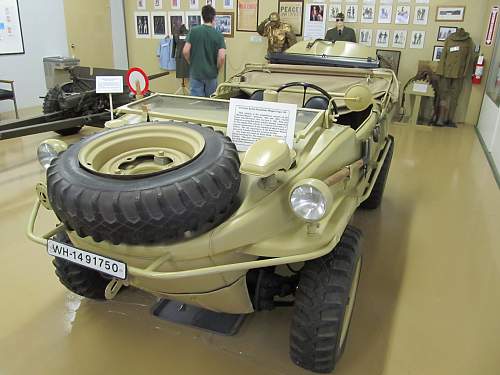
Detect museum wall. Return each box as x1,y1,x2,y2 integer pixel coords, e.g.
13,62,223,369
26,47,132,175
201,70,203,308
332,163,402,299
123,0,496,125
0,0,69,112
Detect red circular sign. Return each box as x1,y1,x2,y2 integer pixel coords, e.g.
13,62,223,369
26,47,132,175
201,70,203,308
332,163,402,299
126,67,149,95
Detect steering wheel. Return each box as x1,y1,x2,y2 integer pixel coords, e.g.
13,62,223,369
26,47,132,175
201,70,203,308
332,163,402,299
276,82,338,114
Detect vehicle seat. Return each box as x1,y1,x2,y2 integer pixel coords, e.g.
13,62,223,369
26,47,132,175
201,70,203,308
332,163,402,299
304,96,329,110
249,90,264,101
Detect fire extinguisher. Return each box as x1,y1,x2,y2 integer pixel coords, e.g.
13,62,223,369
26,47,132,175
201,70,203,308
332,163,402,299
472,54,484,84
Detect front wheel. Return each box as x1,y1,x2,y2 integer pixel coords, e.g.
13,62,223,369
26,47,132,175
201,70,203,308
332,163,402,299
290,225,362,373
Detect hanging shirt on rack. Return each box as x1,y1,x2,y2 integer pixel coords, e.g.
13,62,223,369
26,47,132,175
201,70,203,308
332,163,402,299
157,38,176,71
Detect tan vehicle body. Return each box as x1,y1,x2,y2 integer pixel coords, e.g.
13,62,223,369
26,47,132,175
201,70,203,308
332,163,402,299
29,42,398,315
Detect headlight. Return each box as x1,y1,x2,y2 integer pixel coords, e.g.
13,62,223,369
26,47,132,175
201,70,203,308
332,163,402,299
37,139,67,169
290,179,332,222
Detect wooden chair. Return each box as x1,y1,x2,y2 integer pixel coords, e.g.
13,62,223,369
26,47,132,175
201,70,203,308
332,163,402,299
0,79,19,119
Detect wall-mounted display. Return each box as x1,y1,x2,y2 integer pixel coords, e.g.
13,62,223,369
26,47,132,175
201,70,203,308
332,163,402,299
224,0,234,8
135,11,150,38
171,0,180,9
436,6,465,22
376,49,401,75
432,45,444,61
168,11,186,34
189,0,199,9
378,5,392,24
186,11,202,29
137,0,146,10
345,4,358,23
375,29,390,47
151,11,167,38
395,5,410,24
279,0,304,36
361,5,375,23
303,3,326,40
215,11,234,37
437,26,457,41
205,0,216,8
237,0,258,31
359,29,373,46
0,0,24,55
410,30,425,48
413,6,428,25
328,3,342,22
392,30,407,48
153,0,163,9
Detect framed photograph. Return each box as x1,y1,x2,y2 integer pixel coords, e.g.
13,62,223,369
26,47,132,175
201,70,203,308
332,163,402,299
279,0,303,36
205,0,216,7
377,5,392,24
345,4,358,23
189,0,199,9
153,0,163,9
437,26,457,41
137,0,146,10
215,12,234,37
308,4,325,21
0,0,25,55
410,30,425,48
359,29,373,46
328,3,342,22
432,45,444,61
224,0,234,9
436,6,465,22
151,11,167,38
376,49,401,75
392,30,407,48
361,5,375,23
237,0,258,32
171,0,180,9
413,6,429,25
135,11,151,38
375,29,390,48
185,11,202,29
395,5,410,24
168,11,186,35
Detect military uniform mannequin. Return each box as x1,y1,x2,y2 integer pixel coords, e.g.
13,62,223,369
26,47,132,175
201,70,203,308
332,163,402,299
435,28,474,126
325,13,356,43
257,12,297,53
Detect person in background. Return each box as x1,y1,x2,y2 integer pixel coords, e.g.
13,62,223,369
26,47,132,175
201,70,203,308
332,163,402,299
182,5,226,97
325,12,356,43
257,12,297,54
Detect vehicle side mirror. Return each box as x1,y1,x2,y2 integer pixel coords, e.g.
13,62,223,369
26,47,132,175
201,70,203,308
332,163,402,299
240,138,294,177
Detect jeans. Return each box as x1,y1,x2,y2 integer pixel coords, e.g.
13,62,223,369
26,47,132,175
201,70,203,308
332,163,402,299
190,78,218,97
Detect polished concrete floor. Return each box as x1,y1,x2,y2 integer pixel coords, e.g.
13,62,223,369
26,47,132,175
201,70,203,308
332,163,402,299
0,123,499,375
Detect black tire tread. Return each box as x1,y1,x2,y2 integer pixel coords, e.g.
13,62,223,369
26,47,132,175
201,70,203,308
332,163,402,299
361,135,394,209
290,225,362,373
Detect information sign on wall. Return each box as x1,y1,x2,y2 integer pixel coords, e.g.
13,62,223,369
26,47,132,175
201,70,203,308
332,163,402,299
0,0,24,55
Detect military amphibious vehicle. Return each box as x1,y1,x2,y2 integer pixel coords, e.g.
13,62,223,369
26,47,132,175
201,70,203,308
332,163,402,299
29,41,398,373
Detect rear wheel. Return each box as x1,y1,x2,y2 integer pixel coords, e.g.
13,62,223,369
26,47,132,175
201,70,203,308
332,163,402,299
290,226,362,373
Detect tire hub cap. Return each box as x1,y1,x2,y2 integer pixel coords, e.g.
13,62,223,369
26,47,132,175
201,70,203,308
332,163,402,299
78,124,205,179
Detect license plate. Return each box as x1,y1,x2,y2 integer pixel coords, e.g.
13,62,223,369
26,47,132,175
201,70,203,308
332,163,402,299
47,239,127,280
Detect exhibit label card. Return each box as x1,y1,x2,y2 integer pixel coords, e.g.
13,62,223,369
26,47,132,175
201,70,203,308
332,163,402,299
227,98,297,151
96,76,124,94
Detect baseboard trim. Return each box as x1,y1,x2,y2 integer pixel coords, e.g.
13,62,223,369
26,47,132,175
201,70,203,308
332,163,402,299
475,126,500,189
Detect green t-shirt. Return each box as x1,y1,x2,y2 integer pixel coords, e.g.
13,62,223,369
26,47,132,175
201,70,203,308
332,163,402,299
186,24,226,80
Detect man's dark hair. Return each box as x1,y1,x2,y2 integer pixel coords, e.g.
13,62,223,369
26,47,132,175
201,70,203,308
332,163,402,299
202,5,216,23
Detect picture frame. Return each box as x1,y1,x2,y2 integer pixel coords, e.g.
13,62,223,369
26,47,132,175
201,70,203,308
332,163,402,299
236,0,258,32
413,6,429,25
189,0,199,9
436,6,465,22
359,29,373,46
205,0,216,8
151,11,167,38
395,5,411,25
171,0,180,9
185,10,202,29
279,0,304,36
137,0,146,10
377,5,392,24
433,45,444,61
223,0,234,9
215,11,234,37
153,0,163,9
375,29,390,48
168,11,186,35
392,30,408,49
328,3,342,23
0,0,25,55
344,4,358,23
361,5,375,24
135,11,151,38
376,49,401,75
410,30,426,49
437,26,457,41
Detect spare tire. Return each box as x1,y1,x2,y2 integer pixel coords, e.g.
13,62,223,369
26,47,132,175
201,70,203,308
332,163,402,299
47,122,241,245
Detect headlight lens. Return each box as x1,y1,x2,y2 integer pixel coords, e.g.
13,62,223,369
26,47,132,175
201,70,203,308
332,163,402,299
290,185,327,221
37,139,67,169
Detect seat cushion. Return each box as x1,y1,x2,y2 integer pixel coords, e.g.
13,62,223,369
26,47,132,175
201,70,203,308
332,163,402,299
0,88,14,100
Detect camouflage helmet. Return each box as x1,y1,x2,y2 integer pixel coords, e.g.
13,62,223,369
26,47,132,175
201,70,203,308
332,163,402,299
269,12,280,22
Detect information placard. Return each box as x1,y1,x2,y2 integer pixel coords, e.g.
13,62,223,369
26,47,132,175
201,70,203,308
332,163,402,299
96,76,124,94
227,98,297,151
0,0,24,55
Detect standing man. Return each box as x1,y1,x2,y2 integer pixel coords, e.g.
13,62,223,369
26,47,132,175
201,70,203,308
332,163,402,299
325,12,356,43
182,5,226,97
